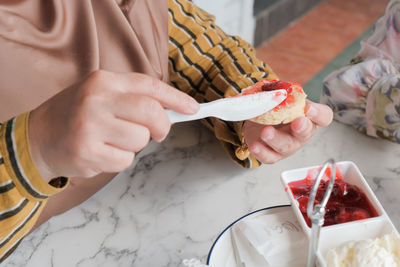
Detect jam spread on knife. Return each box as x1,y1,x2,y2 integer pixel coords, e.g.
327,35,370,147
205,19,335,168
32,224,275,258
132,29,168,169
288,169,379,227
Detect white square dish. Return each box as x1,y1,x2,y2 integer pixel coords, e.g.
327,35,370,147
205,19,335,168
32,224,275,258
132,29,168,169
281,161,399,266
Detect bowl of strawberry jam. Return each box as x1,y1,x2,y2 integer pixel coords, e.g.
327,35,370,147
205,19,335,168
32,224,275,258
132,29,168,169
288,168,379,227
281,161,398,267
281,161,384,230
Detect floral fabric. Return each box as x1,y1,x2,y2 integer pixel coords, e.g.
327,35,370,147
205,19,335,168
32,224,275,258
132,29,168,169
321,0,400,143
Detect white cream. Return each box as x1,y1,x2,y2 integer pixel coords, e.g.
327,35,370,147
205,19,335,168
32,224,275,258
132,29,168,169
326,232,400,267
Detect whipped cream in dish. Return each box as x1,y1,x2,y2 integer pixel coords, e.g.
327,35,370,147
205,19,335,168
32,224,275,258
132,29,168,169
326,232,400,267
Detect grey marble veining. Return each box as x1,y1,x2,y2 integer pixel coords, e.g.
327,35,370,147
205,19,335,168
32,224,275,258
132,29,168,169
3,121,400,266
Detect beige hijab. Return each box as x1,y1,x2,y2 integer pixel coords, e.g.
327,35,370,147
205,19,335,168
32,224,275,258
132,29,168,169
0,0,169,121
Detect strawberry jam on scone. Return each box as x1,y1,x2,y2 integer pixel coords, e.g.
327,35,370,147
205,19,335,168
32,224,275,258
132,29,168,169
241,79,307,125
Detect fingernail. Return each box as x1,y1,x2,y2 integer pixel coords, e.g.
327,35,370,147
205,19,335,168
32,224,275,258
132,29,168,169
306,105,317,118
262,128,274,141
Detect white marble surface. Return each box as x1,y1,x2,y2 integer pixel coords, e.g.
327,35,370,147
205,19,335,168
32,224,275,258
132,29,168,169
3,120,400,267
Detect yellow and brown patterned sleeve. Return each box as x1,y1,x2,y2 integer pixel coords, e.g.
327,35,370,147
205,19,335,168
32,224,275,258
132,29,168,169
0,112,68,261
168,0,279,168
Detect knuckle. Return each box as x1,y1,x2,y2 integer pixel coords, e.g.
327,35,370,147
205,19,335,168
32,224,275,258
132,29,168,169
78,91,110,115
136,97,171,141
89,70,111,83
147,97,161,112
150,77,163,95
83,70,117,97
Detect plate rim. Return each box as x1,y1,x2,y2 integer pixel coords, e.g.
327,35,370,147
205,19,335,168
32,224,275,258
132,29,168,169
206,204,291,264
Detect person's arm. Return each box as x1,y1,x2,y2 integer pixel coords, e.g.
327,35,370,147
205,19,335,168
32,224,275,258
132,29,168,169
0,71,200,261
168,0,333,168
168,0,278,168
0,115,67,262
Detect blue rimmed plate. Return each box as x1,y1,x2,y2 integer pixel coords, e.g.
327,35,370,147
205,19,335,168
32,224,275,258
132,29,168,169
207,205,307,266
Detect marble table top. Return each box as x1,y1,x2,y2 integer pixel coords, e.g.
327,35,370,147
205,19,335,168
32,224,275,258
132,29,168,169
3,121,400,267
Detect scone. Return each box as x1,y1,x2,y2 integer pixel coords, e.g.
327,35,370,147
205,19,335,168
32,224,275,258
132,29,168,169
241,79,307,125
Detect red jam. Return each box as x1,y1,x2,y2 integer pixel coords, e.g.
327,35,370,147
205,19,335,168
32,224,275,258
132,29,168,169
261,81,291,92
288,169,379,227
240,79,303,111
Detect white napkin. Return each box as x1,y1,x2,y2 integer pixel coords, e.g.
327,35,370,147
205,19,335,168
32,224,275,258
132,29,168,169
231,226,271,266
231,208,308,267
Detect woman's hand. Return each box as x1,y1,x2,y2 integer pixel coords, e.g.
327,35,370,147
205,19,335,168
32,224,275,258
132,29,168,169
28,70,199,181
244,101,333,164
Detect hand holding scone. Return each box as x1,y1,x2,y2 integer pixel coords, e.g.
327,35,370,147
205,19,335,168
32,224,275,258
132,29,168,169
244,97,333,164
241,80,307,125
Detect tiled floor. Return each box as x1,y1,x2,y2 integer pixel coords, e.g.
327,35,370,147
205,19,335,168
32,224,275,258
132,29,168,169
303,26,374,102
256,0,389,86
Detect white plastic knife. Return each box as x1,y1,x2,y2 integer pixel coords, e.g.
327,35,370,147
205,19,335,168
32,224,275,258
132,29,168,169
166,89,287,123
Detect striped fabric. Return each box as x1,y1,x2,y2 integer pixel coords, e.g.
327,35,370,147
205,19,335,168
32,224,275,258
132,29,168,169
168,0,278,168
0,0,278,260
0,113,66,261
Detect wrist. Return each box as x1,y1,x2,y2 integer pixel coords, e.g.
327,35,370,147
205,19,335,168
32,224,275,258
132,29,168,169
28,110,56,182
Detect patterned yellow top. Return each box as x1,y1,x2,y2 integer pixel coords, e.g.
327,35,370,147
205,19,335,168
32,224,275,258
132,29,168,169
0,0,278,261
168,0,277,168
